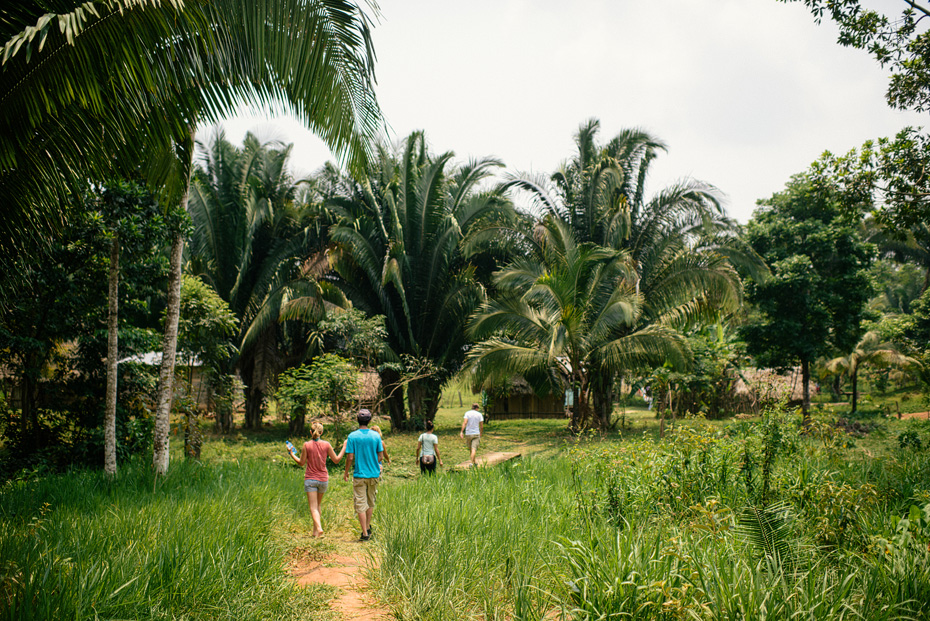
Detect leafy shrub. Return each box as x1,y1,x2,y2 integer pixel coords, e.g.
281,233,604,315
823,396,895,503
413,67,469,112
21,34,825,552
898,429,923,450
808,480,879,551
275,354,358,435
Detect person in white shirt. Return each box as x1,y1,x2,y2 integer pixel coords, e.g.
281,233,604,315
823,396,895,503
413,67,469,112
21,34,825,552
459,403,484,466
415,419,443,475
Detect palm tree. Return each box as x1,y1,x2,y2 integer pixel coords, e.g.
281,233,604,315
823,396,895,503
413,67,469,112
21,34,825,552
186,130,342,430
824,331,916,414
2,0,382,474
493,119,752,423
467,217,691,431
327,132,509,428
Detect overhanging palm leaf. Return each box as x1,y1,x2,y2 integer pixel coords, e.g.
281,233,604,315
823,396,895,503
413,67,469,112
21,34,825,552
1,0,382,256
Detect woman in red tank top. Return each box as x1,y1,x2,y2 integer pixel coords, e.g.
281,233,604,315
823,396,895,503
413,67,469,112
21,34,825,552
287,422,345,537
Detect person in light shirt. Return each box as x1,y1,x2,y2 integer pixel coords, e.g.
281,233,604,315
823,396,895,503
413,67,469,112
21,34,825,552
416,419,443,475
459,403,483,467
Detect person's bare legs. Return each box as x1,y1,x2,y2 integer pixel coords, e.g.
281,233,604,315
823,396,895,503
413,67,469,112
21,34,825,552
469,437,478,465
357,509,370,536
307,490,324,537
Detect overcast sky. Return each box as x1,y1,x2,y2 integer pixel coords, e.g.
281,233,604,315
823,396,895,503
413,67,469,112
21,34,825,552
213,0,926,223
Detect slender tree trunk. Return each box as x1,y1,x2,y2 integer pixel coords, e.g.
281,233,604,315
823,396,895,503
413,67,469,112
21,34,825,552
851,367,859,415
152,230,185,475
20,367,37,443
214,373,234,434
801,359,811,425
104,234,120,476
243,380,264,429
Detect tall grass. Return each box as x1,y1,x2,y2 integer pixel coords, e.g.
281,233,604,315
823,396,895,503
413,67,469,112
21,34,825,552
0,457,335,621
374,458,580,620
373,418,930,620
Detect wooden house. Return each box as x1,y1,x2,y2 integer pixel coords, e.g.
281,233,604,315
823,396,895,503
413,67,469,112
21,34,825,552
485,376,568,421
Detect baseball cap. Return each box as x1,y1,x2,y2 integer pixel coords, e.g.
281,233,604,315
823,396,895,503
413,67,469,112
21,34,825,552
357,408,372,423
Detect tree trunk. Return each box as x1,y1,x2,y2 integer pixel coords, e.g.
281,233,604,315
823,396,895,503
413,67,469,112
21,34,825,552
20,366,38,444
184,409,202,459
152,230,184,475
104,234,120,476
214,374,234,434
591,373,614,431
379,367,406,430
407,379,440,423
240,330,277,429
288,406,306,435
801,358,811,425
569,380,591,433
243,378,265,429
851,367,859,415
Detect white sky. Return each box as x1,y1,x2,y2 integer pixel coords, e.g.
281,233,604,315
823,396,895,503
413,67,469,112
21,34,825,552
212,0,926,223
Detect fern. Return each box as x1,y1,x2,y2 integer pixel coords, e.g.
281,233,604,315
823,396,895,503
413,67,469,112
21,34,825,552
736,502,799,574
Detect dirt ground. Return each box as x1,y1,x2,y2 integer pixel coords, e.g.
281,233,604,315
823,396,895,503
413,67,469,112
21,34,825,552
290,550,390,621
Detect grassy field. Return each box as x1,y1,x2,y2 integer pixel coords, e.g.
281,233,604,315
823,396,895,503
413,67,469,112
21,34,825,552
2,397,930,620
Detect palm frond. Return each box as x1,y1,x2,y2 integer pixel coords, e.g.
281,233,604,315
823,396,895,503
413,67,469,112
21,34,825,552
736,502,799,573
2,0,383,255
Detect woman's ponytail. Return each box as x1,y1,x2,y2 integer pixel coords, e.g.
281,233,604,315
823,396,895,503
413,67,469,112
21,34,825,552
310,422,324,440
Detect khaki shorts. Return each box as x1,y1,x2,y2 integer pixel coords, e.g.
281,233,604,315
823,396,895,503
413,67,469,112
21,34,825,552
352,477,378,513
465,435,480,451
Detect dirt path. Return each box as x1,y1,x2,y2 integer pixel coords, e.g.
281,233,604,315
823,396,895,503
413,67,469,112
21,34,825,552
899,410,930,420
452,450,521,470
291,550,390,620
288,452,522,618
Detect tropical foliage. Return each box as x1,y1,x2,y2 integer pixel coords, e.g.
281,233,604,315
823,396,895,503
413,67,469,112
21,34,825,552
0,0,381,259
743,172,875,417
186,130,344,430
326,131,510,428
467,217,691,430
473,120,748,428
823,330,915,414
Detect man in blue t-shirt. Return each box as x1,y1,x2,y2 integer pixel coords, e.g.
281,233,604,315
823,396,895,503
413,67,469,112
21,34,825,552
343,408,384,541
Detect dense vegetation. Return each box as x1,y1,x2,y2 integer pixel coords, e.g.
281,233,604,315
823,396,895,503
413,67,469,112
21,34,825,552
3,404,929,620
376,413,930,619
5,1,930,619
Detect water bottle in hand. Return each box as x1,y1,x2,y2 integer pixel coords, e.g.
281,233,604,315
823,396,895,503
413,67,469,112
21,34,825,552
285,440,299,458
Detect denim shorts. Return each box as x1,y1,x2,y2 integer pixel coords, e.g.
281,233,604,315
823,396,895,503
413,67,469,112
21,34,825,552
304,478,329,494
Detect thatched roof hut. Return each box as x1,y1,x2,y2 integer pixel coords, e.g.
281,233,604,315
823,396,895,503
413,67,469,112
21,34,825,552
486,376,567,421
732,367,805,413
357,370,381,412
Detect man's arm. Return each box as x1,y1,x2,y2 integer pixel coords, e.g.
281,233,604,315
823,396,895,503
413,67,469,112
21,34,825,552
479,420,484,436
460,416,467,437
344,454,354,481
